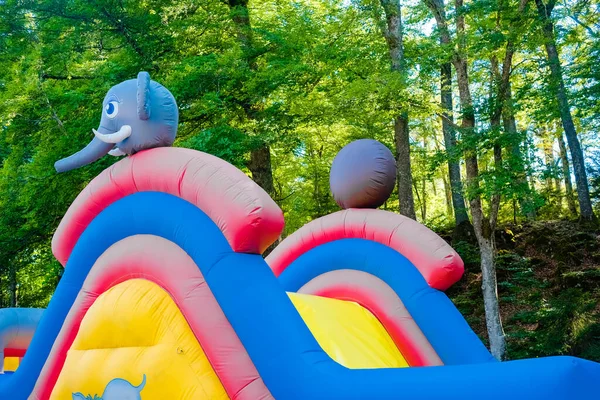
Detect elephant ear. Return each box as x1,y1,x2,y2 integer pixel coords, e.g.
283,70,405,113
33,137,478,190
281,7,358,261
137,71,151,120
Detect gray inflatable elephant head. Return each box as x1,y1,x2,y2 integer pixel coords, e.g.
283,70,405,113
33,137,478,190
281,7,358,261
55,72,178,173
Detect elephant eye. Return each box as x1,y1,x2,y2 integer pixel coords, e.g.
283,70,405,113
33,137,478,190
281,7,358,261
105,101,119,119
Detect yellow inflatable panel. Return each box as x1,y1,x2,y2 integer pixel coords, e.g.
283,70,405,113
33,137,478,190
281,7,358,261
289,292,408,369
4,357,19,372
50,279,228,400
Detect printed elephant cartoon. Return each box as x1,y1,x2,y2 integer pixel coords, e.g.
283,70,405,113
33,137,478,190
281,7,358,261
55,71,178,173
72,374,146,400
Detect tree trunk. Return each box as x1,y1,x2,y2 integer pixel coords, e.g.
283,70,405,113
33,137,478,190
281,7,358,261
431,0,507,359
422,178,427,221
441,62,470,226
412,178,423,220
9,264,17,307
421,138,428,221
555,175,563,210
557,130,579,217
479,236,506,360
228,0,254,57
248,145,274,194
458,37,506,364
425,0,505,357
395,115,416,219
442,171,454,217
493,0,534,220
379,0,417,220
503,82,536,219
535,0,595,221
227,0,275,195
426,0,475,240
527,141,537,193
248,145,274,195
541,126,561,211
543,129,555,198
552,131,562,210
489,56,502,229
501,82,518,140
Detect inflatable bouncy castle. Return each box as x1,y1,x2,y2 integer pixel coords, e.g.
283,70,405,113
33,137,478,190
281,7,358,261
0,72,598,399
0,308,43,375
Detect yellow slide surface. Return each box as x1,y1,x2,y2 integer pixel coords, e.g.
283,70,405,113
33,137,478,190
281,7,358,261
51,279,228,400
289,292,408,369
49,280,404,400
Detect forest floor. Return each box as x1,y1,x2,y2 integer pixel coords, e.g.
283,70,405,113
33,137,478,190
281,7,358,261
441,220,600,362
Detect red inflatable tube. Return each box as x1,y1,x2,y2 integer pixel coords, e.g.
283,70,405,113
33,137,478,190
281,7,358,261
267,208,464,291
52,147,285,266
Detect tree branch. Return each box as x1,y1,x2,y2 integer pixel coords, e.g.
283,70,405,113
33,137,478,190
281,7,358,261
274,191,296,202
569,14,598,37
40,74,93,80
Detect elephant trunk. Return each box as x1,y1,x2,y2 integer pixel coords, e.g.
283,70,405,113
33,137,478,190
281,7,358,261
54,133,115,173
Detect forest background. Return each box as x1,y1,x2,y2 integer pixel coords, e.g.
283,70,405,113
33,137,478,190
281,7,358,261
1,0,599,362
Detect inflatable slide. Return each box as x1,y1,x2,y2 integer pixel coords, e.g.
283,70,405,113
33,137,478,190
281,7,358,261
0,72,598,399
0,308,43,375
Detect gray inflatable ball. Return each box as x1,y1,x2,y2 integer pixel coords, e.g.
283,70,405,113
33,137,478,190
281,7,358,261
329,139,397,209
